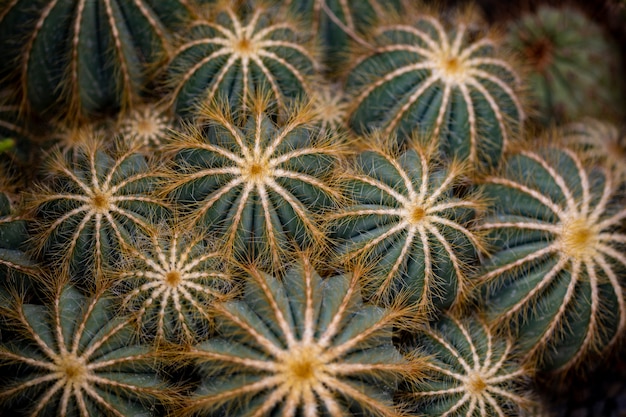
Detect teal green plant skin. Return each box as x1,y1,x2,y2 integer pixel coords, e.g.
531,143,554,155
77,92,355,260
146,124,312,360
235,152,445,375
166,1,318,116
113,225,233,344
0,285,167,416
477,143,626,372
0,0,193,120
345,10,524,169
164,99,340,269
407,314,534,416
182,255,425,416
505,6,624,126
27,139,169,280
329,141,484,311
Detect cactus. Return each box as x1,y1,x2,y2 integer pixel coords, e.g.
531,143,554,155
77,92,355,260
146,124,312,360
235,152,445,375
164,98,340,269
166,0,318,116
0,0,193,120
406,314,535,416
330,140,484,310
182,255,425,416
117,103,176,150
504,5,624,125
112,225,232,344
0,285,168,416
310,81,350,132
477,142,626,372
27,138,169,279
345,8,525,169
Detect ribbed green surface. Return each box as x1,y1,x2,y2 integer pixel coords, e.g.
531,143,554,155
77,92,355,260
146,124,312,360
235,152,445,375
408,314,532,416
479,145,626,372
0,286,164,416
330,144,482,309
186,258,408,416
346,14,524,169
505,6,624,125
167,2,317,116
0,0,191,119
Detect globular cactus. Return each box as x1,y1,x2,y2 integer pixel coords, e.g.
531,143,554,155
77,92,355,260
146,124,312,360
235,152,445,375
27,138,169,279
406,314,535,416
166,0,318,116
0,0,194,120
182,255,425,416
504,5,624,125
310,81,350,132
477,142,626,372
329,140,484,311
117,103,176,150
112,224,232,344
164,98,341,269
0,285,168,416
345,7,525,169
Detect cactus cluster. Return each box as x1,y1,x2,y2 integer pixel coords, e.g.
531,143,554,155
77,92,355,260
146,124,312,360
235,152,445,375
0,0,624,416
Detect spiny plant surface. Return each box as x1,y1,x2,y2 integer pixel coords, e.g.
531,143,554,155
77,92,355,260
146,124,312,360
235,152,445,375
165,99,340,269
27,139,169,279
117,103,175,150
345,8,524,169
478,143,626,372
167,0,318,116
406,314,534,416
330,140,484,310
183,255,424,417
0,0,194,120
112,225,232,344
0,285,167,417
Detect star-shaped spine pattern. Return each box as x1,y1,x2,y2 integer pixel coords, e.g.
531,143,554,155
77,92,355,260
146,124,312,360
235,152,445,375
345,11,524,169
182,255,424,416
330,142,484,310
407,315,534,416
478,144,626,371
0,285,167,417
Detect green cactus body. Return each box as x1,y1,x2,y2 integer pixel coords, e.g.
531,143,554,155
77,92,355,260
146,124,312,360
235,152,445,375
345,13,524,169
0,286,166,416
408,314,533,416
167,2,318,116
183,256,421,416
28,140,169,279
505,6,624,125
0,0,193,120
478,144,626,372
113,226,232,344
165,100,339,269
330,142,483,310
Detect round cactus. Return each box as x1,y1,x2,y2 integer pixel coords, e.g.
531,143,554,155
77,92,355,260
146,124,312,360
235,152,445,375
164,98,340,269
27,138,169,279
345,8,525,169
406,314,534,416
182,255,425,416
329,140,484,310
0,285,168,416
310,81,350,132
0,0,193,120
117,103,175,150
113,225,232,344
477,142,626,372
166,1,318,116
505,5,624,125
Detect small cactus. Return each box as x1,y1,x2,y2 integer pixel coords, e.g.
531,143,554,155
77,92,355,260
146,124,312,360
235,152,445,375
0,285,168,416
330,140,484,310
165,98,340,269
117,103,176,151
478,142,626,372
182,255,425,416
345,7,525,169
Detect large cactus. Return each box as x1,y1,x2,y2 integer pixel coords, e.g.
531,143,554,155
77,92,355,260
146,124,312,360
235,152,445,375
0,0,193,120
164,98,341,269
477,142,626,372
182,255,425,416
345,8,525,169
330,140,484,310
0,285,168,416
